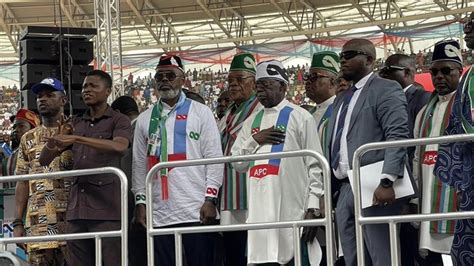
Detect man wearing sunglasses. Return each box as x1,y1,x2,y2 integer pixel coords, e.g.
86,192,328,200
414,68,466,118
380,54,431,266
305,51,339,130
435,13,474,264
220,53,262,266
412,40,463,265
326,39,409,266
231,60,324,265
132,55,223,266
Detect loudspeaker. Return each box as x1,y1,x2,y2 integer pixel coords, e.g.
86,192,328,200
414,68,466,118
20,64,60,91
19,39,59,65
20,39,94,65
20,64,93,91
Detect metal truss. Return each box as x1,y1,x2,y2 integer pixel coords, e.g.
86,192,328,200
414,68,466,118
94,0,123,100
0,1,473,63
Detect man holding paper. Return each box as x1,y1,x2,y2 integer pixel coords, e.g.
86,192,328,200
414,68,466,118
325,39,409,266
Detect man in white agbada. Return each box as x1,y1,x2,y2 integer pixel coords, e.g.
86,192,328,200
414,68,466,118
231,60,324,265
413,40,463,263
132,55,223,266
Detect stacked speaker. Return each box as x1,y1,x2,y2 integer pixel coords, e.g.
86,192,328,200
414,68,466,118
19,26,96,115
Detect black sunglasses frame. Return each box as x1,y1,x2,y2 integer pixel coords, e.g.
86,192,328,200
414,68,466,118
429,67,457,76
379,65,408,73
339,50,369,60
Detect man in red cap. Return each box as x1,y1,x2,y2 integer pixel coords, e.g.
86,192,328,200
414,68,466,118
1,109,39,177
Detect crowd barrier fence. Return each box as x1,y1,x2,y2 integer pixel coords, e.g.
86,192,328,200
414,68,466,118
0,167,128,266
145,150,332,266
352,134,474,266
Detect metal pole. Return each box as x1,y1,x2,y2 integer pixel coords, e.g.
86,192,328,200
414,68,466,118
95,236,102,265
146,176,155,265
0,167,128,266
352,134,474,265
175,232,183,266
293,224,301,266
145,150,332,264
389,222,399,266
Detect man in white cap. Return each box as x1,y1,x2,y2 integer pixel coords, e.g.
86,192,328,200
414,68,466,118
231,59,324,265
413,39,463,264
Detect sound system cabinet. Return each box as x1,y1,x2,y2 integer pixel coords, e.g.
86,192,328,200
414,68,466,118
19,26,96,114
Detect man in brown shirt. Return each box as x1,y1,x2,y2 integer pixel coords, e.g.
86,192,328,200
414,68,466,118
41,70,131,266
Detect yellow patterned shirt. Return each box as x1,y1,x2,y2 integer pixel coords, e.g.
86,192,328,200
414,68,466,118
15,126,73,252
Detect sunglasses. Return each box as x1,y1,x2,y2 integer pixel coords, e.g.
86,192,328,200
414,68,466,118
379,65,407,73
339,50,369,60
303,73,331,82
464,18,473,34
429,67,456,76
256,78,284,88
155,72,179,82
228,76,254,83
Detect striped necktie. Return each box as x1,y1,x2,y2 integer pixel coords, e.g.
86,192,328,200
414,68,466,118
331,85,358,170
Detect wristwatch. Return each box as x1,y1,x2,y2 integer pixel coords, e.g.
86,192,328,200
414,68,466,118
205,196,218,206
307,208,322,217
380,178,394,188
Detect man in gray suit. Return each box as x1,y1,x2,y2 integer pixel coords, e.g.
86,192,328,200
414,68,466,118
326,39,409,265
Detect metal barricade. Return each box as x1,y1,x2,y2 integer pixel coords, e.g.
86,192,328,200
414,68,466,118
0,167,128,266
352,134,474,265
145,150,332,266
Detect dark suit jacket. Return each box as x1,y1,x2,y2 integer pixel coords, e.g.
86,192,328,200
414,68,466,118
405,84,431,164
325,73,409,178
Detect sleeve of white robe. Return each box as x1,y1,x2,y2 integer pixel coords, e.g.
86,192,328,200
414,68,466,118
199,106,224,195
131,109,151,203
230,117,259,173
410,107,425,206
301,115,324,209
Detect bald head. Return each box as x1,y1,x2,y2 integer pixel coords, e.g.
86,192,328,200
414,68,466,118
340,38,376,82
343,39,376,58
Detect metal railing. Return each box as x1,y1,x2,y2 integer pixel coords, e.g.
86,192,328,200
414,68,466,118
145,150,332,266
0,167,128,265
352,134,474,266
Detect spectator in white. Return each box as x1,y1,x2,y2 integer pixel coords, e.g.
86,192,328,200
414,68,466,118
231,59,324,265
132,54,223,266
413,40,463,264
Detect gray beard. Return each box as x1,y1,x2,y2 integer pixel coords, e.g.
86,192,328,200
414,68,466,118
159,88,180,100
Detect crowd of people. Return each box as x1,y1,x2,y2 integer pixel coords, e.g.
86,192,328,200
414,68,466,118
1,14,474,266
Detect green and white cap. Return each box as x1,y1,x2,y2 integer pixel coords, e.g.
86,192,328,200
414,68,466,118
229,53,256,74
310,51,340,75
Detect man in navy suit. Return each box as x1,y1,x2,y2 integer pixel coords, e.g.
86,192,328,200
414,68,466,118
380,53,431,266
380,54,431,162
326,39,409,265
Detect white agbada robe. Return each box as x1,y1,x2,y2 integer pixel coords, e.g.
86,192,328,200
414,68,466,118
312,95,335,127
132,97,224,227
413,92,455,255
231,99,324,264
